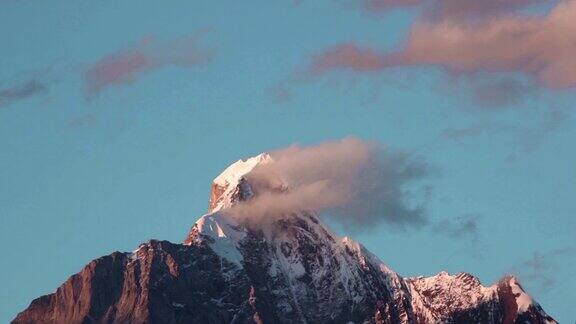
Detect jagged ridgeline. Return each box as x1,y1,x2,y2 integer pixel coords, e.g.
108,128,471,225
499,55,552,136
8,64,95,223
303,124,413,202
14,154,556,324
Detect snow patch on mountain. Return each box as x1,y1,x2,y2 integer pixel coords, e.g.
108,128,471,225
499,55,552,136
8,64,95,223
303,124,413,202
192,213,247,266
509,276,533,313
213,153,271,187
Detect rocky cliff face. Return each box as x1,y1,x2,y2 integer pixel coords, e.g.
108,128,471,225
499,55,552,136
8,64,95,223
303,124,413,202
14,154,556,324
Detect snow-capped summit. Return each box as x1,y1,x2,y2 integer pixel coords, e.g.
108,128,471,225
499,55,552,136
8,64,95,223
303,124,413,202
14,153,557,324
185,153,273,265
213,153,272,188
209,153,272,213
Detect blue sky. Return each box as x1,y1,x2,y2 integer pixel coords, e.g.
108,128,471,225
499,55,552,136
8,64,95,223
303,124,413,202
1,0,575,322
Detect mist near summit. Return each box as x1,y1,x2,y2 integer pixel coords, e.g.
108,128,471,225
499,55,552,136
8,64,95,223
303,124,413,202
226,137,433,231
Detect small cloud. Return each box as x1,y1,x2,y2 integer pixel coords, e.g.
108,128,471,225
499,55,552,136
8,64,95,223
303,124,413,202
469,78,536,109
307,43,392,75
268,83,292,103
441,124,489,142
67,114,97,128
357,0,542,21
507,109,568,161
424,0,543,22
0,79,48,107
359,0,421,12
433,214,479,238
83,33,214,96
519,246,576,290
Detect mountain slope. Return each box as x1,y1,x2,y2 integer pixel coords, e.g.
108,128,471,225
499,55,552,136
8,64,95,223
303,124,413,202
14,154,556,324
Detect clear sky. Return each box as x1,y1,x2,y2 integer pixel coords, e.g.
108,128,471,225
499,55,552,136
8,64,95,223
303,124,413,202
1,0,575,322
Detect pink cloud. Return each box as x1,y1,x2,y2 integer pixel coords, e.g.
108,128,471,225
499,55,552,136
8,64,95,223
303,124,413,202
306,1,576,93
402,1,576,88
84,35,213,95
309,43,392,74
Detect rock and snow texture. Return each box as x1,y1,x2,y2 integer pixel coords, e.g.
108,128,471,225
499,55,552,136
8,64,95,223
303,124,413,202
509,277,533,313
14,153,557,324
208,153,271,213
407,272,499,320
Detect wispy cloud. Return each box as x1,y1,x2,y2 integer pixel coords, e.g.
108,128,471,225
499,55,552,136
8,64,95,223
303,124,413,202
357,0,543,21
84,34,214,95
359,0,421,12
441,124,490,142
67,114,97,128
0,79,47,107
521,109,567,150
423,0,544,22
467,78,536,109
519,246,576,290
308,43,393,74
439,109,567,161
433,214,479,238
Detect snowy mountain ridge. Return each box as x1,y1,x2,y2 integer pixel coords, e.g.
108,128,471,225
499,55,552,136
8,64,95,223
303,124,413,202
13,153,557,324
183,153,556,323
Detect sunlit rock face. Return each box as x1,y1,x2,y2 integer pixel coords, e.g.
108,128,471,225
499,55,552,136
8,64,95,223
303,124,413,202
14,154,556,324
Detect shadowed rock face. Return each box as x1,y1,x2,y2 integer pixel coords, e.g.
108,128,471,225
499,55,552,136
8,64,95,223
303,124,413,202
14,155,557,324
12,228,557,324
14,240,260,324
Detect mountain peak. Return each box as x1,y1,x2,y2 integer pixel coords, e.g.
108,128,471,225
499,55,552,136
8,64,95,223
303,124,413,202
14,153,558,324
208,153,272,213
213,153,272,188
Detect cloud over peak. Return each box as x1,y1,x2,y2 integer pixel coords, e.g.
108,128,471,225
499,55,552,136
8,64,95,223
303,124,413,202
226,137,434,231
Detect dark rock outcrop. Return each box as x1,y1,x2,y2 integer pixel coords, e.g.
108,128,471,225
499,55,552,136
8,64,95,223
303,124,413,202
14,240,260,324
